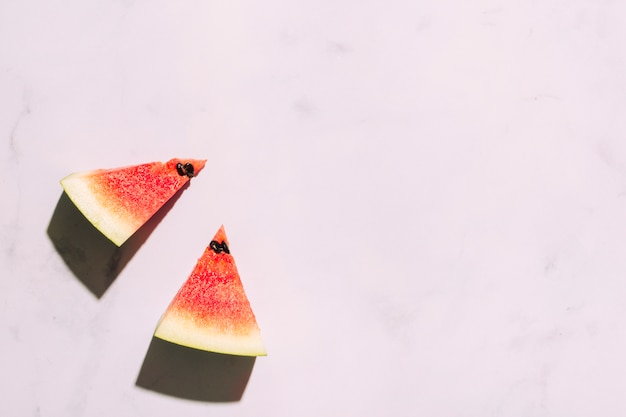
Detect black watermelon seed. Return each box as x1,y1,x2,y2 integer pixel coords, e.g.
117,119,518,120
175,162,195,178
209,240,230,254
183,163,195,178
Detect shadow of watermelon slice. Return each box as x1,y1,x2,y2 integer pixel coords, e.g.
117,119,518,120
46,183,188,298
135,336,256,402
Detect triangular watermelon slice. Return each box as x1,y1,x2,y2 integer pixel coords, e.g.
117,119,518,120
154,226,266,357
60,158,206,247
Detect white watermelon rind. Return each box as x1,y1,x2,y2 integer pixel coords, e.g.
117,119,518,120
154,313,267,357
60,171,137,247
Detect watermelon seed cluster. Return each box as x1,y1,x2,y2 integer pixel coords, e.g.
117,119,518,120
176,162,195,178
210,240,230,254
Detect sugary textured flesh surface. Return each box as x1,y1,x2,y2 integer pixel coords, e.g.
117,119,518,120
60,158,206,246
154,226,267,356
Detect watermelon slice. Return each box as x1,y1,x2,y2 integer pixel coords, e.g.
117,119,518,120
154,226,266,357
60,158,206,247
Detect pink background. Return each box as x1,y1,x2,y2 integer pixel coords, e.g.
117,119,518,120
2,1,626,415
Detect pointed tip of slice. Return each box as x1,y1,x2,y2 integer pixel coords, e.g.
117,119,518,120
213,224,229,246
187,158,207,176
169,158,207,178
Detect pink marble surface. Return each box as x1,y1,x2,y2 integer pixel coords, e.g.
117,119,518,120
2,1,626,415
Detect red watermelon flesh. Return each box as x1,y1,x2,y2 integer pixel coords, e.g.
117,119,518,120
60,158,206,246
154,225,266,357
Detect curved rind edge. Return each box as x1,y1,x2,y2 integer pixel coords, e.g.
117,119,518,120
60,172,135,246
154,313,267,357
